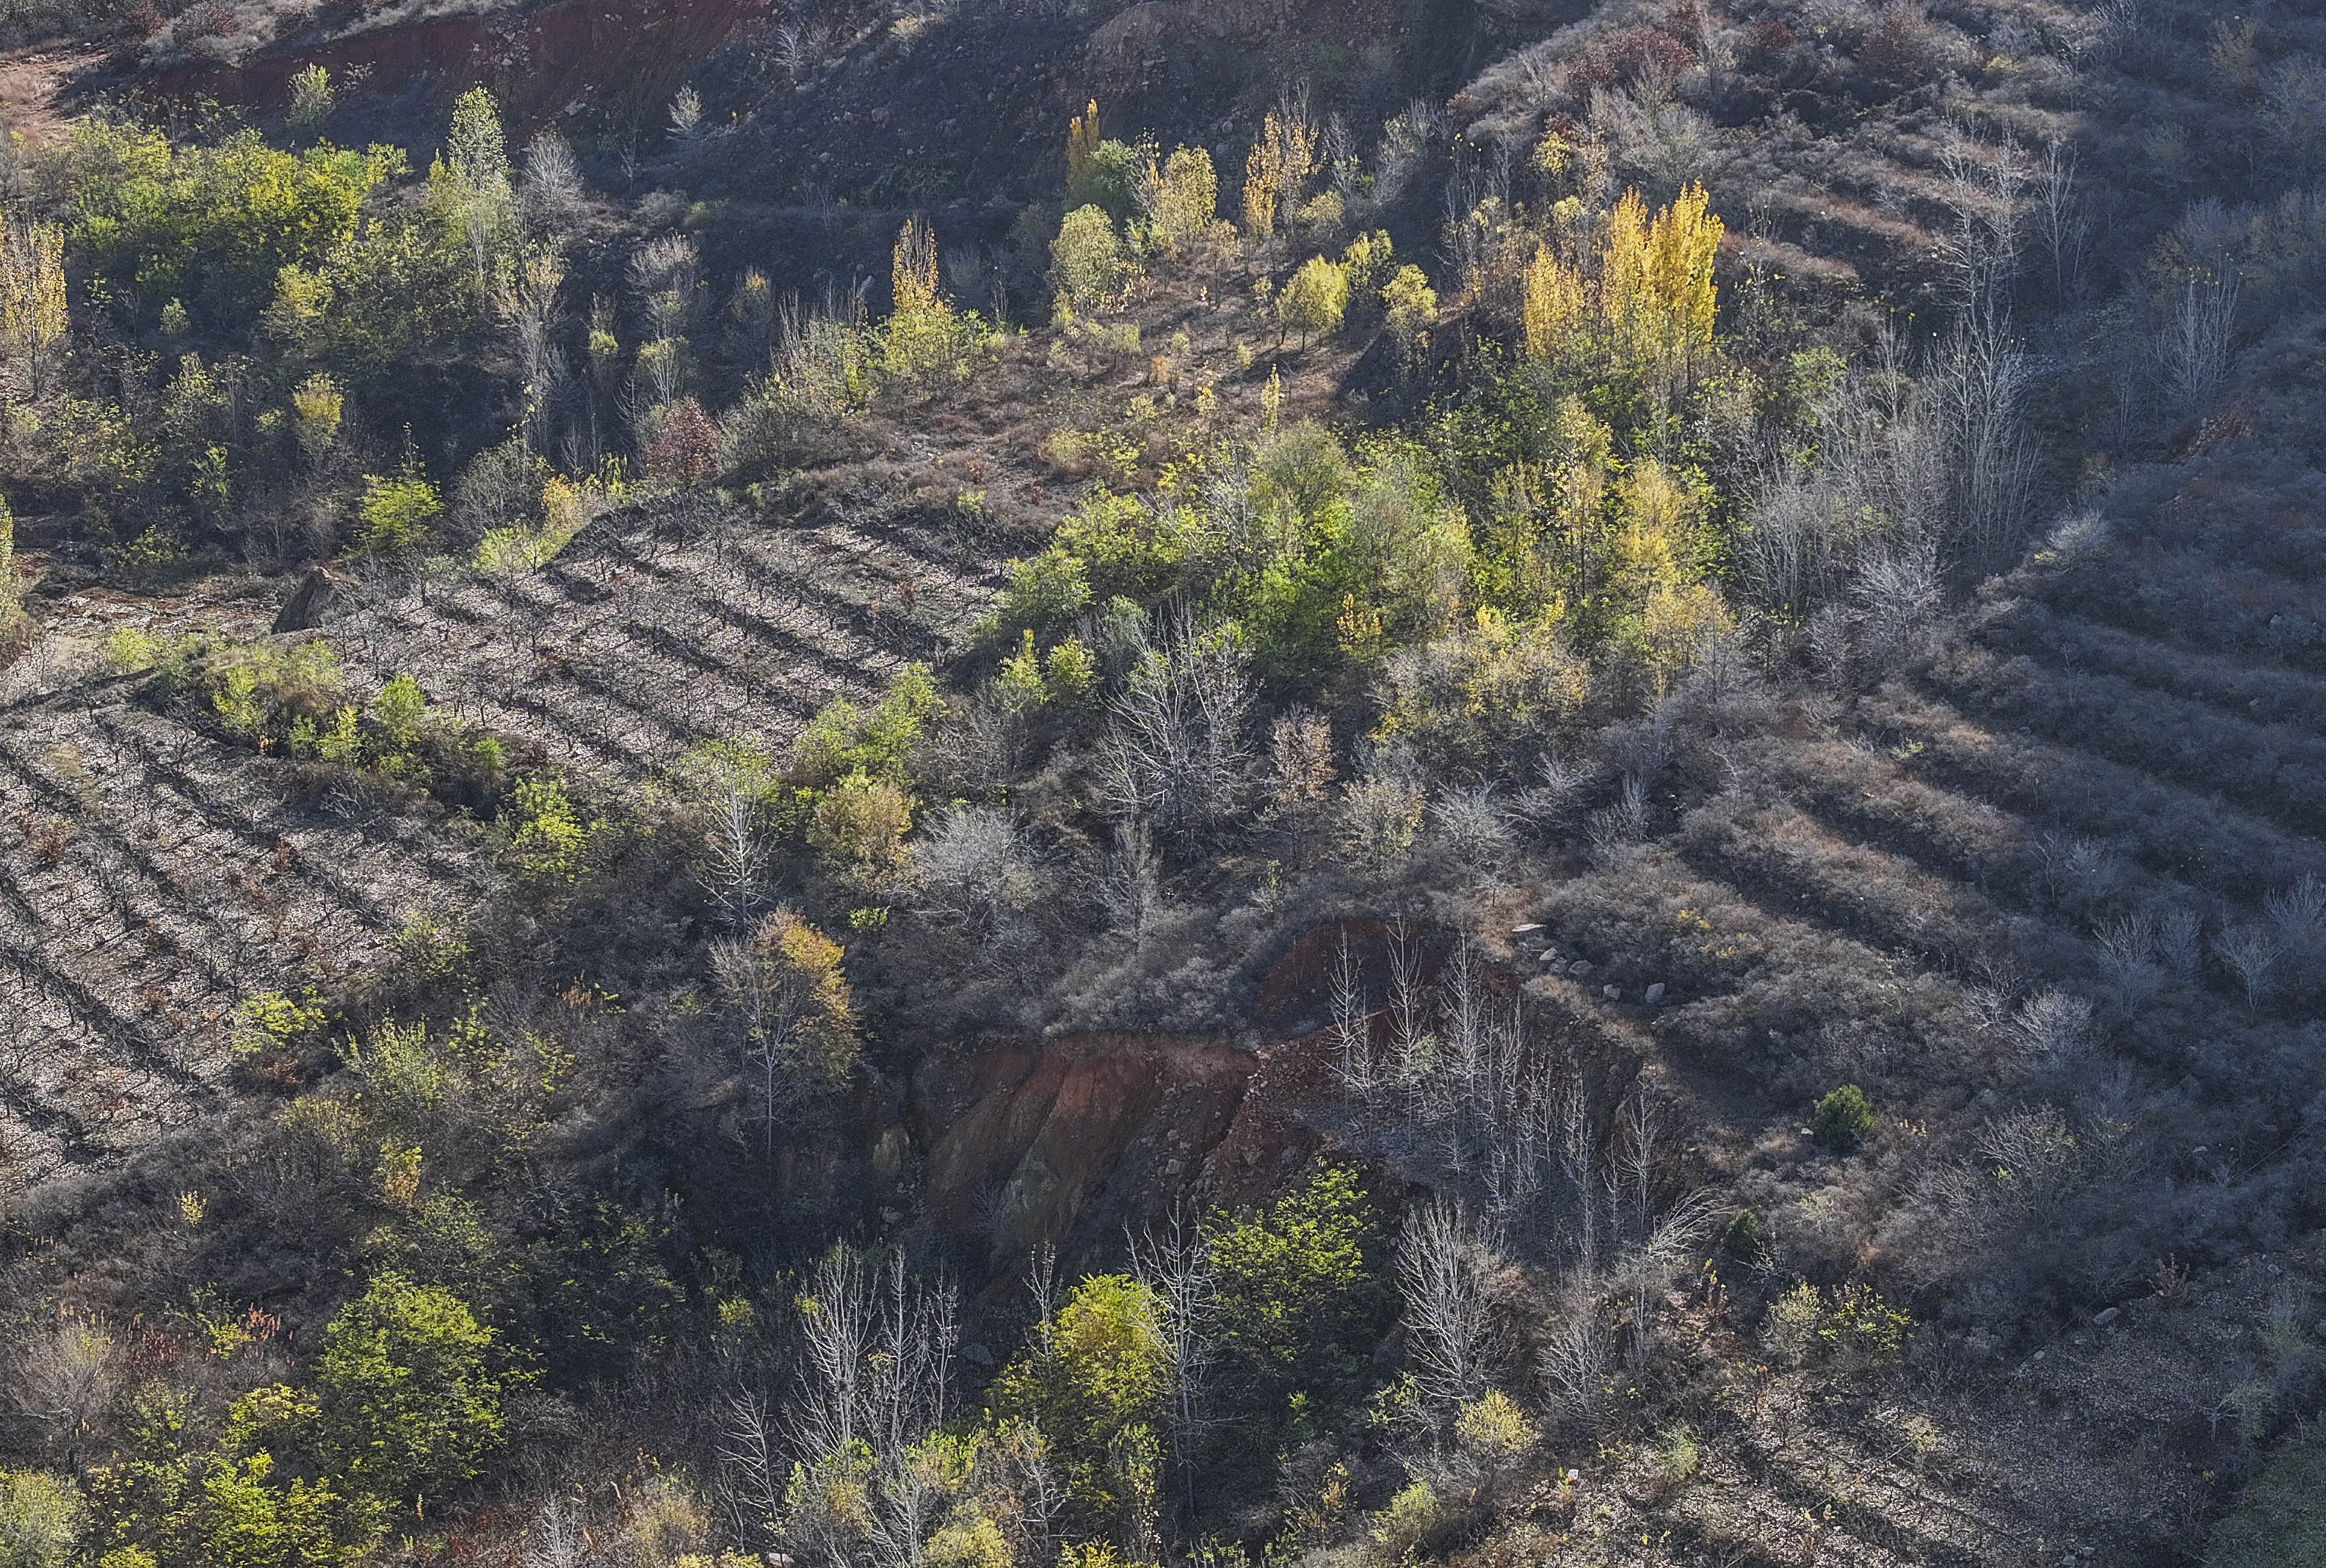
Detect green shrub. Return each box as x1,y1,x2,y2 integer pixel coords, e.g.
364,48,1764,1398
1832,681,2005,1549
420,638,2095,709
354,468,442,556
788,664,941,788
315,1273,512,1505
504,774,591,884
1052,205,1129,317
995,549,1093,639
1068,137,1142,224
1810,1084,1875,1153
0,1470,84,1568
1275,255,1349,343
62,120,397,326
1720,1208,1767,1260
807,771,913,882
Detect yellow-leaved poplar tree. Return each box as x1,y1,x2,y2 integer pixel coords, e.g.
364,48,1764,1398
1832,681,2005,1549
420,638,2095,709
1242,109,1317,240
1600,182,1722,378
0,216,68,399
1521,243,1587,362
883,216,968,378
729,909,863,1149
1067,100,1103,197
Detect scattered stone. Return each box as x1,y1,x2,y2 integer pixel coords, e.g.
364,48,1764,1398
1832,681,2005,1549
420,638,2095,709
1242,1147,1261,1166
1644,981,1666,1003
1164,1158,1183,1175
1540,951,1563,965
1602,984,1620,1001
1510,922,1543,937
1568,959,1591,976
960,1343,994,1368
2093,1307,2120,1327
2312,1318,2326,1340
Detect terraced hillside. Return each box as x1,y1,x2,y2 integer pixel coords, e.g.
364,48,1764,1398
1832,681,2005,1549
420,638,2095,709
0,586,493,1190
0,485,1002,1192
1482,366,2326,1554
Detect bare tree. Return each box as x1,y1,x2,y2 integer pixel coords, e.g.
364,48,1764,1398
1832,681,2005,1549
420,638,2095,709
1128,1207,1218,1520
2217,923,2283,1010
778,1246,959,1568
1328,934,1377,1100
697,783,770,929
1927,308,2036,565
1934,136,2024,318
518,131,588,244
1385,918,1433,1093
1095,821,1164,948
1397,1197,1498,1429
717,1392,782,1551
1093,617,1255,843
1429,784,1516,886
523,1495,589,1568
2158,907,2203,984
2032,138,2089,305
2164,268,2239,417
1535,1304,1611,1430
2093,910,2162,1010
910,804,1045,948
1610,1093,1722,1365
2010,987,2095,1064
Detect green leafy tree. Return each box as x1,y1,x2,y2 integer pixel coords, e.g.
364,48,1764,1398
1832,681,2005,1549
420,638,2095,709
314,1273,513,1506
430,88,517,295
988,1274,1169,1540
1275,255,1349,345
64,121,396,326
1136,146,1218,255
1203,1166,1394,1475
1051,206,1128,318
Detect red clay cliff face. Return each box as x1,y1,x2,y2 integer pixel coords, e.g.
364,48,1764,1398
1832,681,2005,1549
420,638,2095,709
913,1032,1256,1267
910,920,1419,1274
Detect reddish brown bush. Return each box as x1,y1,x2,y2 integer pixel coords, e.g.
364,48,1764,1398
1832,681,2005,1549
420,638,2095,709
1738,18,1797,70
1568,28,1695,95
1856,2,1944,90
644,397,721,489
175,0,236,40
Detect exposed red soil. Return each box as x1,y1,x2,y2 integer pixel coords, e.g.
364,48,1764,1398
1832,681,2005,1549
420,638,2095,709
0,40,106,143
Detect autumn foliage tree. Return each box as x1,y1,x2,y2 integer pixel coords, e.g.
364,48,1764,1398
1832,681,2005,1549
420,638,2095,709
0,216,67,399
716,910,863,1152
1241,108,1318,241
1522,182,1723,388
